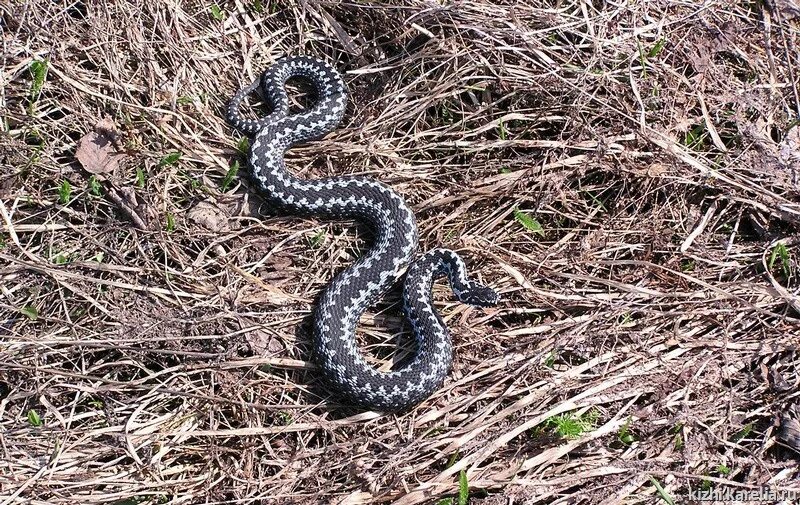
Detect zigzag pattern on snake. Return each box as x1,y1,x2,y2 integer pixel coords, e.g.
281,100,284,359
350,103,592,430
226,55,499,411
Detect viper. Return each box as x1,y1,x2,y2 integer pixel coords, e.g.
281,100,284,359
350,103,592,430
226,55,498,411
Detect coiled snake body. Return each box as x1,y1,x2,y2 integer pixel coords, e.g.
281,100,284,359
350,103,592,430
227,56,498,411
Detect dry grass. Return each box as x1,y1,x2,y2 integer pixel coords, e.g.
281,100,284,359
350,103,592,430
2,0,800,503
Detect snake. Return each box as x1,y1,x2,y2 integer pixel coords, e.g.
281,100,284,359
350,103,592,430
226,55,499,411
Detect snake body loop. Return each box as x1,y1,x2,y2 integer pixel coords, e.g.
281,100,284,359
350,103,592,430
227,56,498,410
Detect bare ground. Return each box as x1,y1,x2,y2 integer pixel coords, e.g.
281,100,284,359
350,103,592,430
1,1,800,504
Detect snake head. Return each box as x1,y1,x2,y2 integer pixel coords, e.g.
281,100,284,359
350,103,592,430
456,282,500,307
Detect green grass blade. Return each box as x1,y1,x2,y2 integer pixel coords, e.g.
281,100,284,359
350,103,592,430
649,477,675,505
457,470,468,505
29,59,48,100
513,208,544,237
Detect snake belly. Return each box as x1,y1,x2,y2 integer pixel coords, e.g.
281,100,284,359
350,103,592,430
227,56,499,411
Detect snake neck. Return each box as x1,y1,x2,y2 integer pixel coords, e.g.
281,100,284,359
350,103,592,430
404,249,499,311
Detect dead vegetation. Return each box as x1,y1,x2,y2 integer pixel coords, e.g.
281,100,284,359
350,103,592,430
1,0,800,503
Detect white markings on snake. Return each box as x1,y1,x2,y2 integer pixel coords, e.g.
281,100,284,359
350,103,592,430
226,55,499,411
